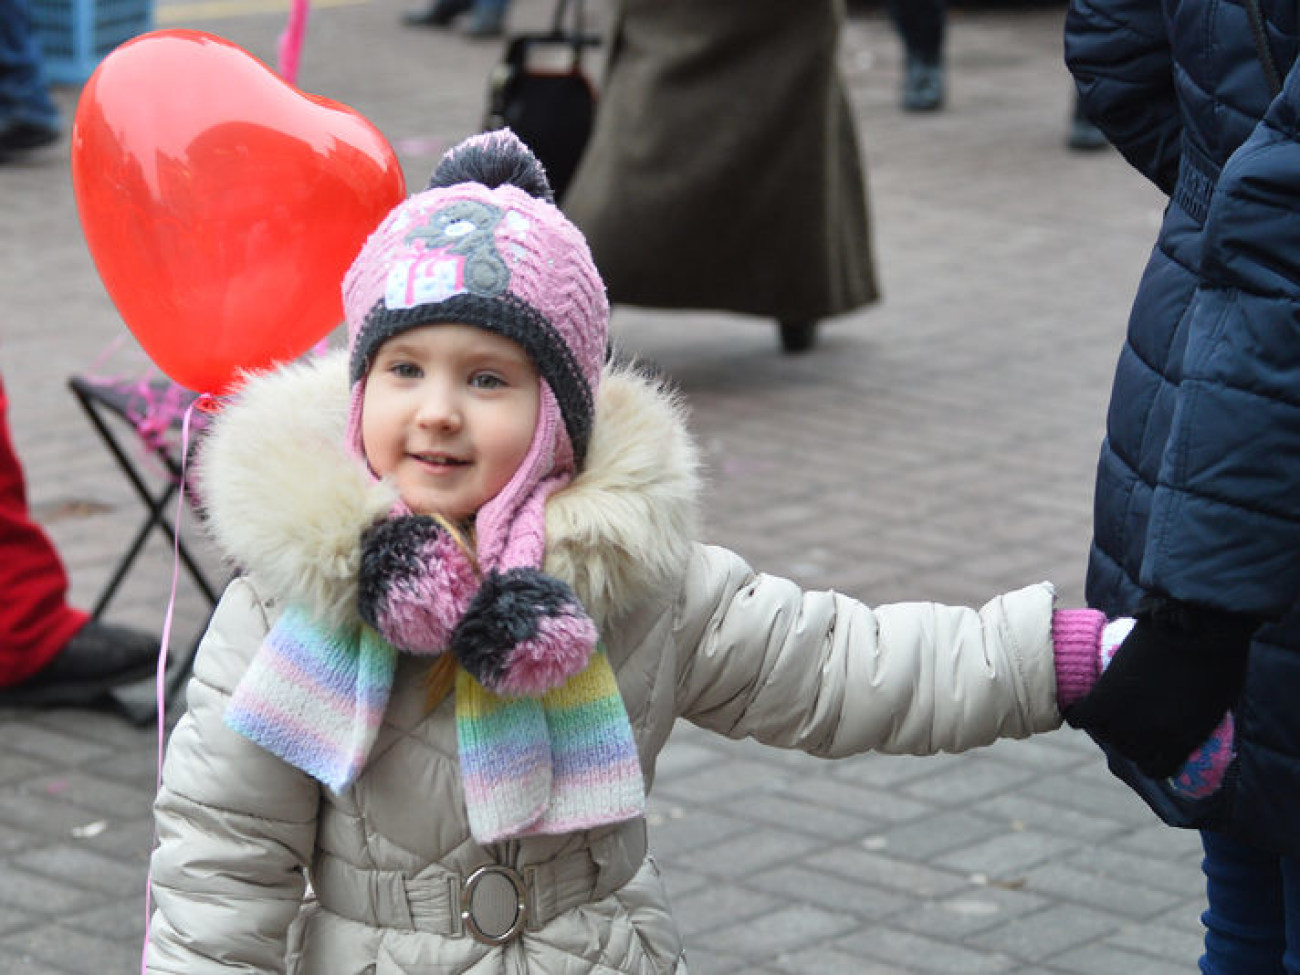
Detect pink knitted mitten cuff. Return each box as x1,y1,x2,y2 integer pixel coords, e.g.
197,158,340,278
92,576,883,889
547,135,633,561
1052,609,1107,710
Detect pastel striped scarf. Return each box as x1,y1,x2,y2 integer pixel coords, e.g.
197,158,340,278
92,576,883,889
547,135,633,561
225,605,645,843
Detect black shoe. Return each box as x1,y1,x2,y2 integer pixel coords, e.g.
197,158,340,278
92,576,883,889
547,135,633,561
0,621,158,708
464,8,505,37
901,55,945,112
402,0,470,27
1067,116,1108,151
778,321,818,354
0,119,60,153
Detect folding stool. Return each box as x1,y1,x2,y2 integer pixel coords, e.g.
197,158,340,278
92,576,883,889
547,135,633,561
67,374,224,707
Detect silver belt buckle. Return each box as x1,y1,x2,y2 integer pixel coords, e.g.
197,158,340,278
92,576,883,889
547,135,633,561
461,864,528,946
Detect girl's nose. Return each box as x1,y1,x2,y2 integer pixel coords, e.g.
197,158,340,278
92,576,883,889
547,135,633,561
415,386,462,431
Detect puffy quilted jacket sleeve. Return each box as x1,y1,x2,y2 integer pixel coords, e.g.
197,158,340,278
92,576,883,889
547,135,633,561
1066,0,1181,193
672,545,1061,756
1142,60,1300,618
146,578,320,973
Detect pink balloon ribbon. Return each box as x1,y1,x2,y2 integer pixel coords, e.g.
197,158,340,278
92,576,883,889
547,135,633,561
140,394,214,974
277,0,311,85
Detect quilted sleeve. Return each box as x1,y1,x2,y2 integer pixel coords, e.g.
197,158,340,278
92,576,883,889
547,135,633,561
1066,0,1181,192
672,545,1061,757
1142,60,1300,618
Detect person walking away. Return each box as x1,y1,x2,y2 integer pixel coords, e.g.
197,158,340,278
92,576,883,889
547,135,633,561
562,0,877,355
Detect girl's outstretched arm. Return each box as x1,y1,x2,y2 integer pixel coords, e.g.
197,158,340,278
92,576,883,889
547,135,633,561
672,544,1061,758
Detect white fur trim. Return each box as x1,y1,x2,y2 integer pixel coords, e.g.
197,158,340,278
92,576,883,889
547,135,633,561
197,353,699,631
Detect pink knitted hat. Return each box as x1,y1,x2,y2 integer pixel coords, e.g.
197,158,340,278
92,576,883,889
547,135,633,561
343,129,608,574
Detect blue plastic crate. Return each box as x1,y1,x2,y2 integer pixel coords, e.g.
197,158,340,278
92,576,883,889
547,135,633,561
31,0,153,85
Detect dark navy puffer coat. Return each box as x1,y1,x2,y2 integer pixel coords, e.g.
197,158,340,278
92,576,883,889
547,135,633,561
1067,0,1300,857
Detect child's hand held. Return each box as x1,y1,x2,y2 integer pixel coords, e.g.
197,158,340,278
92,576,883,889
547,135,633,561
1065,595,1254,778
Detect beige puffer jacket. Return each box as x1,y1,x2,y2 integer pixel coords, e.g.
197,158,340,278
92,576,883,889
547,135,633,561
146,353,1064,974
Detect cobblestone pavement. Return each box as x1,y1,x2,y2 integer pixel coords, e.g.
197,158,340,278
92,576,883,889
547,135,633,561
0,1,1204,972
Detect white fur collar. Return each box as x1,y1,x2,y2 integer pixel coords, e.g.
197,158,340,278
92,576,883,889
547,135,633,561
196,351,700,630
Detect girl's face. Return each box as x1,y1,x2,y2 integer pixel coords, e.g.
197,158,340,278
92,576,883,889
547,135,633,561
362,324,540,521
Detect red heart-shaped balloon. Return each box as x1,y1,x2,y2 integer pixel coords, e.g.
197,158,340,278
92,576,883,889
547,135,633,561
71,30,406,395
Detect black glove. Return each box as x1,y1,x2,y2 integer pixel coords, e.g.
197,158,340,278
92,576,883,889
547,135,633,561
1064,595,1255,778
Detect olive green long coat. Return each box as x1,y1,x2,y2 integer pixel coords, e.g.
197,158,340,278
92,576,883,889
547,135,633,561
562,0,879,324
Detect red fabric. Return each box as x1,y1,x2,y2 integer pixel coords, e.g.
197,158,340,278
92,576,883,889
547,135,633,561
0,375,88,685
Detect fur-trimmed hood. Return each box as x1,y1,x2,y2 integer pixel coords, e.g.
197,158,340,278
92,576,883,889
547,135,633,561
195,350,701,631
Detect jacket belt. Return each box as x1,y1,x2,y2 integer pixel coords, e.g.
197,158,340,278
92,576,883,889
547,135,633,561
311,823,648,942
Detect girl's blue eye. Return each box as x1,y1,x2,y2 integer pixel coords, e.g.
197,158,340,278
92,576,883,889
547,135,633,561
470,372,506,389
390,362,421,379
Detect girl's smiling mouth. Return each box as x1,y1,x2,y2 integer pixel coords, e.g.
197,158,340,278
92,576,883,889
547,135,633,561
410,451,469,468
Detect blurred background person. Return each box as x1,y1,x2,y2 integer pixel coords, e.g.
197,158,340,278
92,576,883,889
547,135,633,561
401,0,510,38
562,0,878,355
889,0,947,111
0,371,157,706
0,0,61,157
882,0,1104,149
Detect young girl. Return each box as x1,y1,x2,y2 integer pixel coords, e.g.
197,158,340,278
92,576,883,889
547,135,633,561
144,130,1151,973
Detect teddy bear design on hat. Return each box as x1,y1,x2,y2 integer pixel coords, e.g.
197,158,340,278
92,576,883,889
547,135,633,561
226,130,644,844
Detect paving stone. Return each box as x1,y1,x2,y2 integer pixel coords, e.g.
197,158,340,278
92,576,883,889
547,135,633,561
648,806,750,860
729,791,880,841
799,773,935,823
890,886,1050,940
872,809,1009,859
66,896,148,945
1045,941,1199,975
679,826,823,879
11,843,142,895
744,864,904,921
970,792,1132,844
0,788,109,839
0,923,141,973
1063,845,1205,897
1106,917,1206,965
16,770,156,819
803,847,970,900
969,903,1120,961
1018,860,1186,919
0,723,114,766
0,866,102,915
935,829,1088,880
0,904,38,938
709,904,861,959
834,924,1017,974
651,757,788,805
773,947,902,975
672,884,784,941
0,946,79,975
